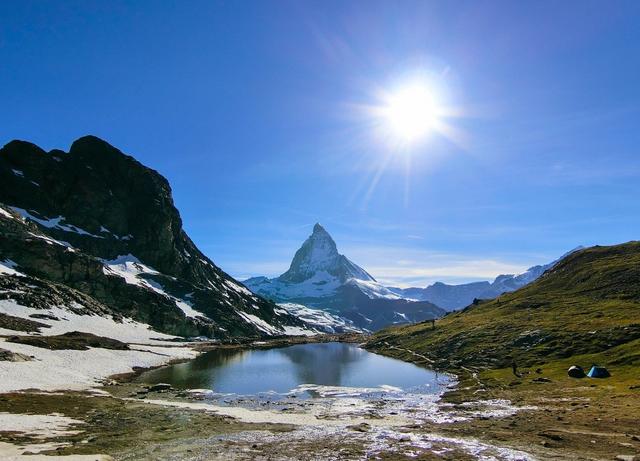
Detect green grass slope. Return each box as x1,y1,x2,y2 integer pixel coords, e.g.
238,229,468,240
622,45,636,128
365,242,640,371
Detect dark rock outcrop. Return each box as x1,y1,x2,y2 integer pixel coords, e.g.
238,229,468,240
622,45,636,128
0,136,307,339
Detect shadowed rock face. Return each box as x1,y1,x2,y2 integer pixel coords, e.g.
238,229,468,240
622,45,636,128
0,136,307,339
0,136,207,283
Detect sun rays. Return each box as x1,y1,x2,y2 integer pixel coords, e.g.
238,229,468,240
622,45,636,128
345,71,468,209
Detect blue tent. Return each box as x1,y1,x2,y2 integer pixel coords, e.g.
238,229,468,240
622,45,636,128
587,365,610,378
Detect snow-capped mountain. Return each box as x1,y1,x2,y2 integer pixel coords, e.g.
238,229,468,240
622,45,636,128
245,223,398,302
388,247,585,311
280,223,375,284
244,224,444,330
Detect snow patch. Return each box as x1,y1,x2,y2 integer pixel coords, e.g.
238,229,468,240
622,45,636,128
245,271,342,300
28,232,75,251
101,254,205,319
11,207,103,238
0,338,197,393
237,311,280,335
0,208,15,220
101,254,159,289
174,299,203,319
395,312,408,321
0,260,25,277
280,326,317,336
0,299,177,344
0,412,84,438
347,278,402,300
275,303,361,334
99,225,133,240
224,279,254,297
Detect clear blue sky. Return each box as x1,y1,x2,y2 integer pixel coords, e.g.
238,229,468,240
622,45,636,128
2,1,639,287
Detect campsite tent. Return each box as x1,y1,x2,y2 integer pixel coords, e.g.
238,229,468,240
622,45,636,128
567,365,585,378
587,365,610,378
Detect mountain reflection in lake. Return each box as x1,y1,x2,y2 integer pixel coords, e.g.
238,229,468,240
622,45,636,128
136,343,449,397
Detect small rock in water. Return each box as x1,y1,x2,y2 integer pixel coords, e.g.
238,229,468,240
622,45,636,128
149,383,172,392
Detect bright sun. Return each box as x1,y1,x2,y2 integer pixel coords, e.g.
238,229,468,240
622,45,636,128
383,84,439,144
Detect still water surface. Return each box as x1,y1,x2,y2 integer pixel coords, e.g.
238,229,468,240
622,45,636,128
137,342,450,397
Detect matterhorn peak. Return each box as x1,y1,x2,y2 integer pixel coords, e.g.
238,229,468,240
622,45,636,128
278,223,374,284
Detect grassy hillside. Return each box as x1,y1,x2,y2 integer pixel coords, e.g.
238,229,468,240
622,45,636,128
365,242,640,372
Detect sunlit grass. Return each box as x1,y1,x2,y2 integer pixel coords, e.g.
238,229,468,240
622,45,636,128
366,241,640,381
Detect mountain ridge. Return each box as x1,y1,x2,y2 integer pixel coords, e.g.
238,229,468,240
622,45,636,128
0,136,321,339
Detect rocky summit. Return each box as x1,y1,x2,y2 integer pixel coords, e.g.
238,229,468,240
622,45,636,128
0,136,313,339
279,223,375,284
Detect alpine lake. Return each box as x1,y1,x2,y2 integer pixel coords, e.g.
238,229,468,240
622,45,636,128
135,342,450,399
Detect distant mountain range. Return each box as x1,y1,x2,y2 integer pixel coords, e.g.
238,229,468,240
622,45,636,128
0,136,346,340
388,247,584,311
244,223,584,328
244,224,445,330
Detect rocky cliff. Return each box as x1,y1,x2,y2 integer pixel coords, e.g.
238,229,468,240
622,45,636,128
0,136,310,339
